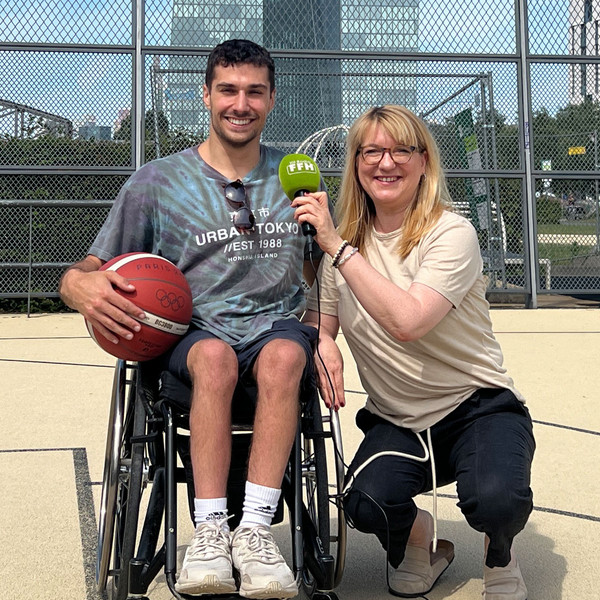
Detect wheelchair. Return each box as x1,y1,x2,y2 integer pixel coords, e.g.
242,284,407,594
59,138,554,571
95,358,347,600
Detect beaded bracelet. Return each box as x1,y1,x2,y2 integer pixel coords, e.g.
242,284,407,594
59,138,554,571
334,246,359,269
331,240,349,267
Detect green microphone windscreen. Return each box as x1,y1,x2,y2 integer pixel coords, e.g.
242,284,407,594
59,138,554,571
278,153,321,201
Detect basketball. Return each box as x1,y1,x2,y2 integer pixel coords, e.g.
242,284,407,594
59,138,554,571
86,252,193,361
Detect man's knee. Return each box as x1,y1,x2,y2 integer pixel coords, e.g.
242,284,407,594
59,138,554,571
254,338,306,386
187,338,238,389
344,488,381,533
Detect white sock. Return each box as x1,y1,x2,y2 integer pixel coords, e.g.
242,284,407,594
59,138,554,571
239,481,281,527
193,497,229,530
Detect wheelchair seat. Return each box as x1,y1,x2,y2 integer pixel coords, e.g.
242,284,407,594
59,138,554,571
157,370,256,430
95,359,347,600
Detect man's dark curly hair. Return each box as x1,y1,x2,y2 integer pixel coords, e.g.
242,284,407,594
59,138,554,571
205,39,275,91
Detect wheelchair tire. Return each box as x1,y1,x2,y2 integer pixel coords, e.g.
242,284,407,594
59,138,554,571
302,402,331,553
296,401,347,596
97,360,128,591
96,361,147,600
327,408,347,587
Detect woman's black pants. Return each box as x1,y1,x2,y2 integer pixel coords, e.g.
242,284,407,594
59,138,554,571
343,388,536,569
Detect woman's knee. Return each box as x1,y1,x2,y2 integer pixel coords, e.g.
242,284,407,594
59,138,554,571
343,480,416,535
461,478,533,533
343,488,386,533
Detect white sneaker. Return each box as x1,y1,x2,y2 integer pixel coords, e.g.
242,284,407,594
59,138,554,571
483,554,528,600
388,540,455,597
175,517,236,596
231,525,298,599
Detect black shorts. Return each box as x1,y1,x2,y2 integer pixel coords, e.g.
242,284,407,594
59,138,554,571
164,317,318,394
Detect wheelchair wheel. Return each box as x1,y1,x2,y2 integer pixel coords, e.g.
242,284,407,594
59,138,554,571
296,400,347,597
303,405,330,551
96,361,148,600
325,408,347,587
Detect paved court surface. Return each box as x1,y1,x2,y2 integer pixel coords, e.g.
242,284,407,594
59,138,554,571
1,309,599,600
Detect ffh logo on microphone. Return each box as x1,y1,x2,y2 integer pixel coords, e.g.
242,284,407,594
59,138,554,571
285,160,316,175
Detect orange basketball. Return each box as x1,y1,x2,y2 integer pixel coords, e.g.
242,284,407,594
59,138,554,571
86,252,193,361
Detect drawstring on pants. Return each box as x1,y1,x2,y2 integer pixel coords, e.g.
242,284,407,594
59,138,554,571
342,427,439,552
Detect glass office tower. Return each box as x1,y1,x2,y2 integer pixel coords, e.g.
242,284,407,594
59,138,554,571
569,0,600,103
163,1,419,145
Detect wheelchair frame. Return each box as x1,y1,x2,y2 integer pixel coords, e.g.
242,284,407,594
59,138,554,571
96,359,347,600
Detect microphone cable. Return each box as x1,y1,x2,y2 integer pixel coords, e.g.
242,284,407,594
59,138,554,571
305,247,338,415
304,244,349,497
343,488,431,600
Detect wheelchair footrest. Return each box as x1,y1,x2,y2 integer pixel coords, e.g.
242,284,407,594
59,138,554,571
128,559,151,597
313,593,340,600
130,431,160,444
308,551,335,591
301,430,332,440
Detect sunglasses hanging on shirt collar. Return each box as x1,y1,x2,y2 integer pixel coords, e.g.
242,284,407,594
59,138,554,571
224,179,256,231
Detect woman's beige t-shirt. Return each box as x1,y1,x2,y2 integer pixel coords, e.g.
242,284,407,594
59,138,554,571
306,210,524,433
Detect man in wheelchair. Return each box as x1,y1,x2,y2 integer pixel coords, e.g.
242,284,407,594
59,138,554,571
60,39,329,599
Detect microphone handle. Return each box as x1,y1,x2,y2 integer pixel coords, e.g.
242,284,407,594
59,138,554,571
295,189,317,237
301,221,317,237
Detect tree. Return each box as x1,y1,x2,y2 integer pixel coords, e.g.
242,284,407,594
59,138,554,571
113,112,131,141
532,98,600,199
113,109,170,142
112,108,205,160
145,109,170,140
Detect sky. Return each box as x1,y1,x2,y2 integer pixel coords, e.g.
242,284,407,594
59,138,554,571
0,0,574,133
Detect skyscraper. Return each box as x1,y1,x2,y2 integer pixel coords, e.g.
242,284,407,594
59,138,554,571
262,0,342,149
164,0,264,135
569,0,600,103
341,0,419,122
161,1,419,147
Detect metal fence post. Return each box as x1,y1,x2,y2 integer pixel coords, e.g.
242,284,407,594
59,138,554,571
27,204,33,316
517,0,538,308
134,0,143,171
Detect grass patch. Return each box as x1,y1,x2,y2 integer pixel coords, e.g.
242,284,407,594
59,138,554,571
538,219,599,235
538,243,596,261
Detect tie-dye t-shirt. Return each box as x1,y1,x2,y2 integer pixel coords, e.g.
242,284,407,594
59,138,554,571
89,144,318,347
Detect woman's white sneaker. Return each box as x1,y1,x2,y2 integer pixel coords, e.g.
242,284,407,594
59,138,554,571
483,554,527,600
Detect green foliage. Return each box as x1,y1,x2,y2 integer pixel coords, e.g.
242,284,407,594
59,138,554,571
0,136,132,167
536,193,563,225
0,173,128,201
0,108,206,203
570,240,581,257
533,98,600,199
113,109,171,141
323,176,341,206
146,110,171,138
112,112,131,141
112,109,205,162
0,297,74,314
144,128,206,162
2,109,205,170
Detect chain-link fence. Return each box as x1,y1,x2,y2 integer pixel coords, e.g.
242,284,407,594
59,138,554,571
2,1,600,307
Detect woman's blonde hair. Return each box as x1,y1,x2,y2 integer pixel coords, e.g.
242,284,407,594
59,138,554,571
337,105,451,258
